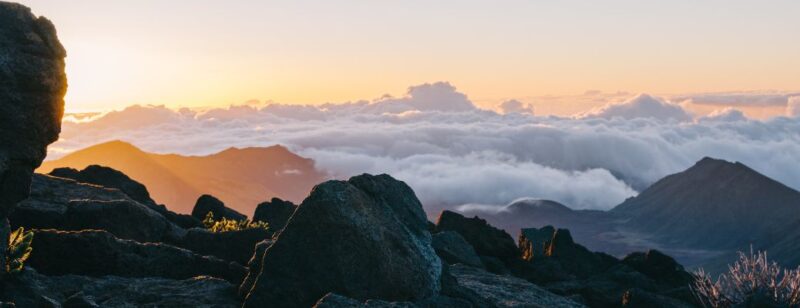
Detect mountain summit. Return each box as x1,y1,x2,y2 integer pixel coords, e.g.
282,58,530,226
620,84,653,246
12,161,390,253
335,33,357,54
612,157,800,250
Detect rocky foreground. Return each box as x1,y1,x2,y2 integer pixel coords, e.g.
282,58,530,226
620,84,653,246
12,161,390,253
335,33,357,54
0,164,700,307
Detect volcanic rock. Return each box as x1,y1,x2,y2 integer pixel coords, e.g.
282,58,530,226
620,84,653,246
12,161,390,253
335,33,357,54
434,211,518,259
242,174,441,308
172,227,270,265
28,229,245,283
0,1,66,274
432,231,484,268
192,194,247,221
1,268,240,307
252,197,297,231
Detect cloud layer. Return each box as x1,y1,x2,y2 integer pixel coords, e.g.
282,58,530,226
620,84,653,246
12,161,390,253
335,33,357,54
51,83,800,212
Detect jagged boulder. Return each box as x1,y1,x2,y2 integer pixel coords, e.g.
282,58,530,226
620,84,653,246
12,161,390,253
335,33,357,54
242,174,441,308
434,211,518,259
11,174,185,243
519,226,556,260
50,165,154,205
0,1,66,274
252,197,297,231
432,231,484,268
172,227,270,265
47,165,203,228
27,229,245,283
1,268,240,307
192,194,247,221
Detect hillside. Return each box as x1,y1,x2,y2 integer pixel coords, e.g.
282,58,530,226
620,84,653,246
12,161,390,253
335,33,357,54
612,157,800,250
38,140,326,215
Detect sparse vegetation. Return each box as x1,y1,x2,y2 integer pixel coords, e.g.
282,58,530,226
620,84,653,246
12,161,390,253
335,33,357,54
692,249,800,307
203,212,269,233
5,227,34,274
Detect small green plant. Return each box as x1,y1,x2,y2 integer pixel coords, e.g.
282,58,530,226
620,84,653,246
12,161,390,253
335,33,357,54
6,227,33,274
203,212,269,233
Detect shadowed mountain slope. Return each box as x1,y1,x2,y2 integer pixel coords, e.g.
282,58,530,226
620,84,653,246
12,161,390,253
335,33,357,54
38,140,326,215
612,157,800,250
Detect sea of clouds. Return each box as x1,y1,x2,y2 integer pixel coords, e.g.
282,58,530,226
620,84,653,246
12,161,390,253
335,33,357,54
52,82,800,212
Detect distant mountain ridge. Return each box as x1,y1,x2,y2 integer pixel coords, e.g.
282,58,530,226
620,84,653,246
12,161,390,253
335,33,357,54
465,157,800,272
38,140,326,215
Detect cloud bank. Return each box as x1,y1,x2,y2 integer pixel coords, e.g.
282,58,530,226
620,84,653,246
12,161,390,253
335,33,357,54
51,83,800,212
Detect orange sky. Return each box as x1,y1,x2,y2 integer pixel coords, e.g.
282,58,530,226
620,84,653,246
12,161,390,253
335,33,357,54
16,0,800,114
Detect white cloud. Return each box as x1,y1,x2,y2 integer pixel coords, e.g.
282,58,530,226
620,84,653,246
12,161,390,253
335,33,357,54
673,92,800,107
581,94,693,122
699,108,747,122
50,83,800,213
788,96,800,117
498,99,534,115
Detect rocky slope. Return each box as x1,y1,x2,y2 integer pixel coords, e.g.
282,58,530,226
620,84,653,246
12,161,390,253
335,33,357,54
38,140,327,214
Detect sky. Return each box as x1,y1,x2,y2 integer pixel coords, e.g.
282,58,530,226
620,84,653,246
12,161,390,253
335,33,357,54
17,0,800,114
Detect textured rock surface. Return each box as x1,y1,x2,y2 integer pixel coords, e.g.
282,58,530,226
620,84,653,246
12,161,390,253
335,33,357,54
192,194,247,221
50,165,155,205
519,226,556,261
432,231,484,268
242,174,441,308
172,227,270,265
27,229,245,283
449,264,585,308
238,239,274,298
435,210,518,259
0,1,66,274
252,197,297,231
1,268,240,307
48,165,203,228
10,174,184,243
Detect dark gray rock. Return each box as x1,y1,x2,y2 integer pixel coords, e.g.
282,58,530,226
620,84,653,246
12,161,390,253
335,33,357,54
313,293,417,308
50,165,154,205
0,1,66,275
252,197,296,231
434,211,518,259
9,174,186,242
27,229,246,283
48,165,203,229
622,288,694,308
11,174,185,243
63,292,98,308
1,268,240,307
238,239,274,298
621,250,693,288
432,231,484,268
242,174,441,308
519,226,556,261
448,264,585,308
192,194,247,221
172,227,270,265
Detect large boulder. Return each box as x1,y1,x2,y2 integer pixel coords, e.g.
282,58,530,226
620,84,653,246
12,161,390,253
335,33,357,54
252,197,297,231
1,268,240,307
434,211,518,259
10,174,185,243
27,229,245,283
0,1,66,274
621,250,693,288
50,165,154,205
432,231,484,268
191,194,247,221
242,174,441,308
48,165,204,229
